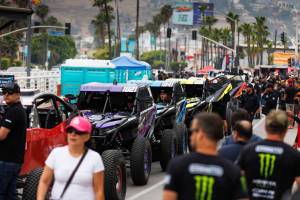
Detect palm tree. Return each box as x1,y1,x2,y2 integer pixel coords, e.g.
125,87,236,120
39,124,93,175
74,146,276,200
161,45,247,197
93,0,114,58
204,16,218,31
114,0,121,57
240,23,253,67
35,4,49,23
253,16,269,64
91,13,107,48
266,40,273,65
160,5,172,63
135,0,140,59
226,12,239,48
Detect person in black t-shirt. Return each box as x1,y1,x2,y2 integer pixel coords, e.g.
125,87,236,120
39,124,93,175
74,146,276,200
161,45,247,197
238,110,300,200
0,83,27,200
240,84,260,121
261,84,279,115
163,113,248,200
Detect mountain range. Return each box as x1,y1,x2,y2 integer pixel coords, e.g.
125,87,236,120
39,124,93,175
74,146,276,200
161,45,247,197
43,0,299,40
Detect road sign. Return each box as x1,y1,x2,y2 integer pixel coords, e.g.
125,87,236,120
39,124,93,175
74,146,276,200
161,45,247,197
0,75,14,88
47,30,65,36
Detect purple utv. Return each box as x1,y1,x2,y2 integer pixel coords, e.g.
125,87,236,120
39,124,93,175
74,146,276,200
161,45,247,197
78,82,156,200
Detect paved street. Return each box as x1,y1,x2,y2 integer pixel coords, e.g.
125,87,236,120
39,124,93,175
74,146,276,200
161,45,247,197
125,117,298,200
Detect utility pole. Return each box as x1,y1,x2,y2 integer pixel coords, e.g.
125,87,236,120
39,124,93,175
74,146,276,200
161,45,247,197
25,12,32,81
274,29,277,51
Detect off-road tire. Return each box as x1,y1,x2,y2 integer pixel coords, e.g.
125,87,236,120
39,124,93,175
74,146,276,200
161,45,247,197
23,168,50,200
160,129,177,171
102,150,127,200
174,123,188,155
130,136,152,185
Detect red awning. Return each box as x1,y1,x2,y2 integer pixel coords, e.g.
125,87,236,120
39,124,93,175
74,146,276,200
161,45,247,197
197,66,214,74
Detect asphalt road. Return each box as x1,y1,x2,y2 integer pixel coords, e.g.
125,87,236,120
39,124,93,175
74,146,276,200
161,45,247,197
125,117,298,200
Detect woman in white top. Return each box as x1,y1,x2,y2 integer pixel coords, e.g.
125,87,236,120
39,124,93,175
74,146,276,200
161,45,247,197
37,116,105,200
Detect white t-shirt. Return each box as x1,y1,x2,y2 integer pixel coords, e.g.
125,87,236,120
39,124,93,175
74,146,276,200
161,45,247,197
45,146,104,200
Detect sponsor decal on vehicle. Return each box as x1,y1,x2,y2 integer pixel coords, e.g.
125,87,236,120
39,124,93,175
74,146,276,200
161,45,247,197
122,86,137,93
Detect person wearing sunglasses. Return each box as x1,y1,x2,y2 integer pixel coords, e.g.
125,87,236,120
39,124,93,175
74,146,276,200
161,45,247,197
0,82,27,200
163,112,248,200
37,116,105,200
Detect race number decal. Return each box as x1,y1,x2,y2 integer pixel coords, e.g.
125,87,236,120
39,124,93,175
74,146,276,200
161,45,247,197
122,86,137,93
161,82,174,87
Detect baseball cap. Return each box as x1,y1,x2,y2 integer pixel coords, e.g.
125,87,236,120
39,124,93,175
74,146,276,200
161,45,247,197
2,82,20,94
66,116,92,134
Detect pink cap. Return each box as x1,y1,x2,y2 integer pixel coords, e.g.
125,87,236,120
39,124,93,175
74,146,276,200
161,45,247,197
66,116,92,134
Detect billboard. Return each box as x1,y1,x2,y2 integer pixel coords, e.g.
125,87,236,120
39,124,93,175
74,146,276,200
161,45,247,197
193,3,214,25
172,2,194,25
172,2,214,26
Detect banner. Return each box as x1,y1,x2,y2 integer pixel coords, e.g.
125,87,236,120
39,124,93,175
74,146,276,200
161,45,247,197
273,52,296,65
172,2,194,25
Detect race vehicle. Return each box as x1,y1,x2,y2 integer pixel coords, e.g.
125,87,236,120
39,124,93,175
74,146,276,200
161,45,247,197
129,80,188,170
166,77,207,130
77,82,156,200
5,93,77,200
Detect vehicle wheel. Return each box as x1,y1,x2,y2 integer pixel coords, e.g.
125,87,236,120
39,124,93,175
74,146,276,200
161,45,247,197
174,123,188,155
130,136,152,185
102,150,127,200
23,168,52,200
160,129,177,171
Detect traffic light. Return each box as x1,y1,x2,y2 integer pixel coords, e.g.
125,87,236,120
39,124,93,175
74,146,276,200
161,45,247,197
65,23,71,35
33,21,40,33
167,28,171,38
192,30,197,40
280,32,285,43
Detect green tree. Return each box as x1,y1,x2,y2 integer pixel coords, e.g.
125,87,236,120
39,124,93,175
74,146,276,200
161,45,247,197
240,23,253,67
253,16,269,64
45,16,62,26
140,50,166,66
170,61,187,72
135,0,140,59
35,4,49,23
226,12,239,48
31,34,77,67
93,0,114,58
93,46,110,59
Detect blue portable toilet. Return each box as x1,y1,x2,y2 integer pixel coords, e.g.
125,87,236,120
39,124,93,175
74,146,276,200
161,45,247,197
60,59,115,95
112,56,152,83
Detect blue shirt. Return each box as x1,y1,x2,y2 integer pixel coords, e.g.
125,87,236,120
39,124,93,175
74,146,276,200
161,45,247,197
222,134,262,147
219,141,246,162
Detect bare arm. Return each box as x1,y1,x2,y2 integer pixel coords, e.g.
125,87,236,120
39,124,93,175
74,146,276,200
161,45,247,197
37,166,54,200
93,171,105,200
295,177,300,187
163,190,177,200
0,127,10,141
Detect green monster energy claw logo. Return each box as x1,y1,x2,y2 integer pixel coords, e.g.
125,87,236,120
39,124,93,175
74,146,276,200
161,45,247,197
194,176,215,200
259,153,276,178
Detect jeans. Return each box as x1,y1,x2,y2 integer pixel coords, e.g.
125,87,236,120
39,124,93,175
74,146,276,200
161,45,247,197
0,161,21,200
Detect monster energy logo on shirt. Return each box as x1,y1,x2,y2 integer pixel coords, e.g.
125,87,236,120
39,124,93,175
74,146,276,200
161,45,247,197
255,145,283,178
258,153,276,178
194,176,215,200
